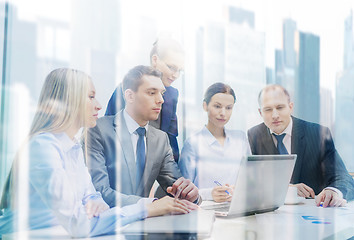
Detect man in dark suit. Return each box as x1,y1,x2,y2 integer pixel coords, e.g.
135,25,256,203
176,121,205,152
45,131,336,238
248,84,354,207
105,38,182,162
85,65,200,208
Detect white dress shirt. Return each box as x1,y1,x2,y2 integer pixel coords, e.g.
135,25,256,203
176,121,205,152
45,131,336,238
123,110,156,202
270,117,293,154
124,110,148,162
179,126,251,200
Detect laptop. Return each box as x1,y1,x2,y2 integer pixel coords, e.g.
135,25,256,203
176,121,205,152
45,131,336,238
120,209,215,237
202,154,297,217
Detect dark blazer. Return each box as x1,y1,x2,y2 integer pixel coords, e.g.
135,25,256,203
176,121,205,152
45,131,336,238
247,116,354,201
105,83,180,161
84,111,182,207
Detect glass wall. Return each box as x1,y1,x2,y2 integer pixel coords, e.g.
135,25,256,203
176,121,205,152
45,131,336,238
0,1,7,195
1,0,354,200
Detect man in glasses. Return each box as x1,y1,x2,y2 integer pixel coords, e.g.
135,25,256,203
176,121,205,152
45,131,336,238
105,38,184,163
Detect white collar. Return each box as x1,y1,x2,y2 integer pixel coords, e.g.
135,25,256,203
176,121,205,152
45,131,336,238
202,125,229,146
53,132,80,153
269,117,293,137
123,109,149,135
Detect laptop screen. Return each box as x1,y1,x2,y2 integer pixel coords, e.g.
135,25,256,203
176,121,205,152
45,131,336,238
226,154,297,216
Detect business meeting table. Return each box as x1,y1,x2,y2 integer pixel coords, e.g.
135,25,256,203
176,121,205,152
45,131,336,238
3,198,354,240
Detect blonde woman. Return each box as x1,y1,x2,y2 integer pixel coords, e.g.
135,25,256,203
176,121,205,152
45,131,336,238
178,83,251,203
0,68,196,238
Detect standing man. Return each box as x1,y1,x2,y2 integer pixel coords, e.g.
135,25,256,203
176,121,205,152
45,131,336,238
248,84,354,207
85,65,200,208
105,38,184,162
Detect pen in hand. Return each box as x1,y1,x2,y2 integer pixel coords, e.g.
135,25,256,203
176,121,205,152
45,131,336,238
214,180,231,196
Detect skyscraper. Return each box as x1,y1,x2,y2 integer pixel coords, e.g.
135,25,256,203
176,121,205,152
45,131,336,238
344,10,354,69
335,11,354,171
189,22,226,133
225,22,265,130
189,6,265,136
295,31,320,124
275,19,297,100
276,19,320,124
71,0,121,111
228,6,255,29
266,67,275,84
283,19,297,68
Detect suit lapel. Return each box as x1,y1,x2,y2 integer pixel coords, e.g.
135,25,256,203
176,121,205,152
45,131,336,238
290,117,306,182
114,111,136,191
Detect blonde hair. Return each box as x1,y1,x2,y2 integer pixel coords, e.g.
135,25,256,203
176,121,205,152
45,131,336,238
0,68,92,209
30,68,91,136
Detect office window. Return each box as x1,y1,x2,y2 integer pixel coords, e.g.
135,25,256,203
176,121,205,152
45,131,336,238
1,1,354,237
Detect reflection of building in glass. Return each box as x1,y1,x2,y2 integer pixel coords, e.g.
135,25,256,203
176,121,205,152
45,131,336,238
320,87,333,129
276,19,320,124
0,5,38,195
335,69,354,171
344,10,354,69
266,67,275,84
275,19,297,105
8,7,38,96
295,31,320,124
188,6,265,136
225,22,265,131
186,22,226,135
335,11,354,171
72,0,121,111
227,6,255,29
283,19,297,68
275,49,284,84
36,18,70,98
203,22,226,92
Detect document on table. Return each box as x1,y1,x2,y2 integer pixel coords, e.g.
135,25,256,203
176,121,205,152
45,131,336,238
278,203,354,217
255,202,354,239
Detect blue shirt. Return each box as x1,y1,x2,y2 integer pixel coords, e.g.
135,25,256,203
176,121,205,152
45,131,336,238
0,132,149,238
178,126,250,200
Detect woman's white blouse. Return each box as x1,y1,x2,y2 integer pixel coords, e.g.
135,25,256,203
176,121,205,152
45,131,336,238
0,132,149,238
179,126,251,200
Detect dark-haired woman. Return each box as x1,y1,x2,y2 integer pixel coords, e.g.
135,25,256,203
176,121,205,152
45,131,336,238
179,82,250,203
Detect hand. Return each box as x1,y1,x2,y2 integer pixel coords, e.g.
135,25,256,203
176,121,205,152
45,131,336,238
315,189,347,208
212,185,233,203
291,183,315,198
85,198,109,219
147,196,199,217
166,177,199,203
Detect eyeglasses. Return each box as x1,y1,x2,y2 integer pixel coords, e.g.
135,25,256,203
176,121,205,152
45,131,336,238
161,60,184,75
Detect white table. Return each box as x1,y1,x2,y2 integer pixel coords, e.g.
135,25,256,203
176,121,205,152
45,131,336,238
207,199,354,240
3,199,354,240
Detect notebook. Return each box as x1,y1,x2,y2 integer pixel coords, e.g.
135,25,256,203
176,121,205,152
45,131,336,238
202,154,297,217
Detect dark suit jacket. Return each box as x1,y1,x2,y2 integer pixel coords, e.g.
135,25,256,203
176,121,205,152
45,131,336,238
247,116,354,201
84,111,182,207
105,83,180,161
